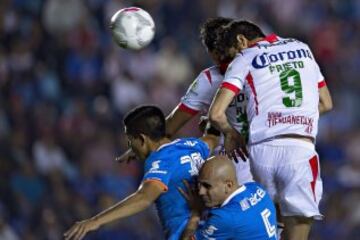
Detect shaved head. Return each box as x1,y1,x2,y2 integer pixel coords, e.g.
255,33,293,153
200,156,237,182
197,156,240,207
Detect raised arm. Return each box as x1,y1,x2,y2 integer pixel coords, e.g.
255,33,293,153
64,181,164,240
166,104,197,138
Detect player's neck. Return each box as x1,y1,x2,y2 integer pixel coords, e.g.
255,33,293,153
247,37,265,48
150,137,171,152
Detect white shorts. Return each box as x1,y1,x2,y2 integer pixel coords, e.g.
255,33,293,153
249,138,323,220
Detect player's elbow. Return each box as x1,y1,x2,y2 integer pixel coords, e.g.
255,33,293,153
324,101,333,112
320,98,333,114
209,109,224,126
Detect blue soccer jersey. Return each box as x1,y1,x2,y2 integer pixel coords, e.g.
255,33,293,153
142,138,210,240
195,182,277,240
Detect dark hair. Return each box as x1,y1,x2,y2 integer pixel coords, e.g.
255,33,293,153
216,20,265,61
199,17,233,51
123,105,166,141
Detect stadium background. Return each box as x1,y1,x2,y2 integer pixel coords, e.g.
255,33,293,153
0,0,359,239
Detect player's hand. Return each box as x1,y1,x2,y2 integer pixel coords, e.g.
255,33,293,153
178,180,204,216
224,129,248,162
64,218,100,240
198,116,209,134
115,149,137,163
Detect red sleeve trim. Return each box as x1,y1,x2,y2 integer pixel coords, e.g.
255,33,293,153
178,103,199,116
220,82,241,95
143,179,168,192
318,80,326,88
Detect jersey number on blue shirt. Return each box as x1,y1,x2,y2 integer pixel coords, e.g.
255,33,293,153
180,152,204,176
261,208,276,238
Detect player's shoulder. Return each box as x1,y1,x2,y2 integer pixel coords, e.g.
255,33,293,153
207,207,234,227
175,137,206,148
242,182,268,196
196,66,223,85
224,53,251,77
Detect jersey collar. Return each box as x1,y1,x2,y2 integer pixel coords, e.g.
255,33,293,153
221,185,247,207
156,139,180,151
218,63,229,75
248,33,279,48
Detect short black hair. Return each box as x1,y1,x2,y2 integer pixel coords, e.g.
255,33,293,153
199,17,233,52
216,20,265,61
123,105,166,141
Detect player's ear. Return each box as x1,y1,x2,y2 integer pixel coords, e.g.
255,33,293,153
236,34,248,49
225,180,234,190
138,134,147,146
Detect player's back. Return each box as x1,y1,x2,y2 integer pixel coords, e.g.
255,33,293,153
226,35,325,144
181,66,249,139
198,182,277,240
142,137,210,239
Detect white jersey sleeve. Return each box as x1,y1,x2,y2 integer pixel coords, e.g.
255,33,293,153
179,67,220,115
180,66,249,140
221,56,251,95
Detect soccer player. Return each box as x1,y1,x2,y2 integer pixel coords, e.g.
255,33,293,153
64,105,219,240
209,20,333,240
118,17,253,184
179,156,277,240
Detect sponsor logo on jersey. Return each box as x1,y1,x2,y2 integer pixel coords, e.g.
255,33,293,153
240,198,250,211
267,112,314,134
148,160,168,174
203,225,218,237
184,140,198,147
248,187,267,206
252,49,313,69
239,187,267,209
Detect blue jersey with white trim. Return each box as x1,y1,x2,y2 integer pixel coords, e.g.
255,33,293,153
142,138,210,239
195,182,277,240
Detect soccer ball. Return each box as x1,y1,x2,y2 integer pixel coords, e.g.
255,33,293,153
110,7,155,50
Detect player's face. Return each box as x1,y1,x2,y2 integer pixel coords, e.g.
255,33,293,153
197,177,227,208
126,134,149,160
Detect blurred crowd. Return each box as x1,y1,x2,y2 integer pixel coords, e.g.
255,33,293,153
0,0,359,239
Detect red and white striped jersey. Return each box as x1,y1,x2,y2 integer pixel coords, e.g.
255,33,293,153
180,65,249,137
221,34,326,144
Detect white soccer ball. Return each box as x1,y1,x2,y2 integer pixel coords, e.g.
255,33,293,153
110,7,155,50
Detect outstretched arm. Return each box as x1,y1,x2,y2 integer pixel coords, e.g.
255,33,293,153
166,104,197,138
64,181,164,240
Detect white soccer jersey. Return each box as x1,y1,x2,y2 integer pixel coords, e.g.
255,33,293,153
222,34,326,144
180,65,249,137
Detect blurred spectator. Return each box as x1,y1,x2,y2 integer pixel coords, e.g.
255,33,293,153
111,71,147,114
43,0,87,35
155,38,193,85
0,210,19,240
0,0,359,239
337,132,360,187
32,128,69,176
